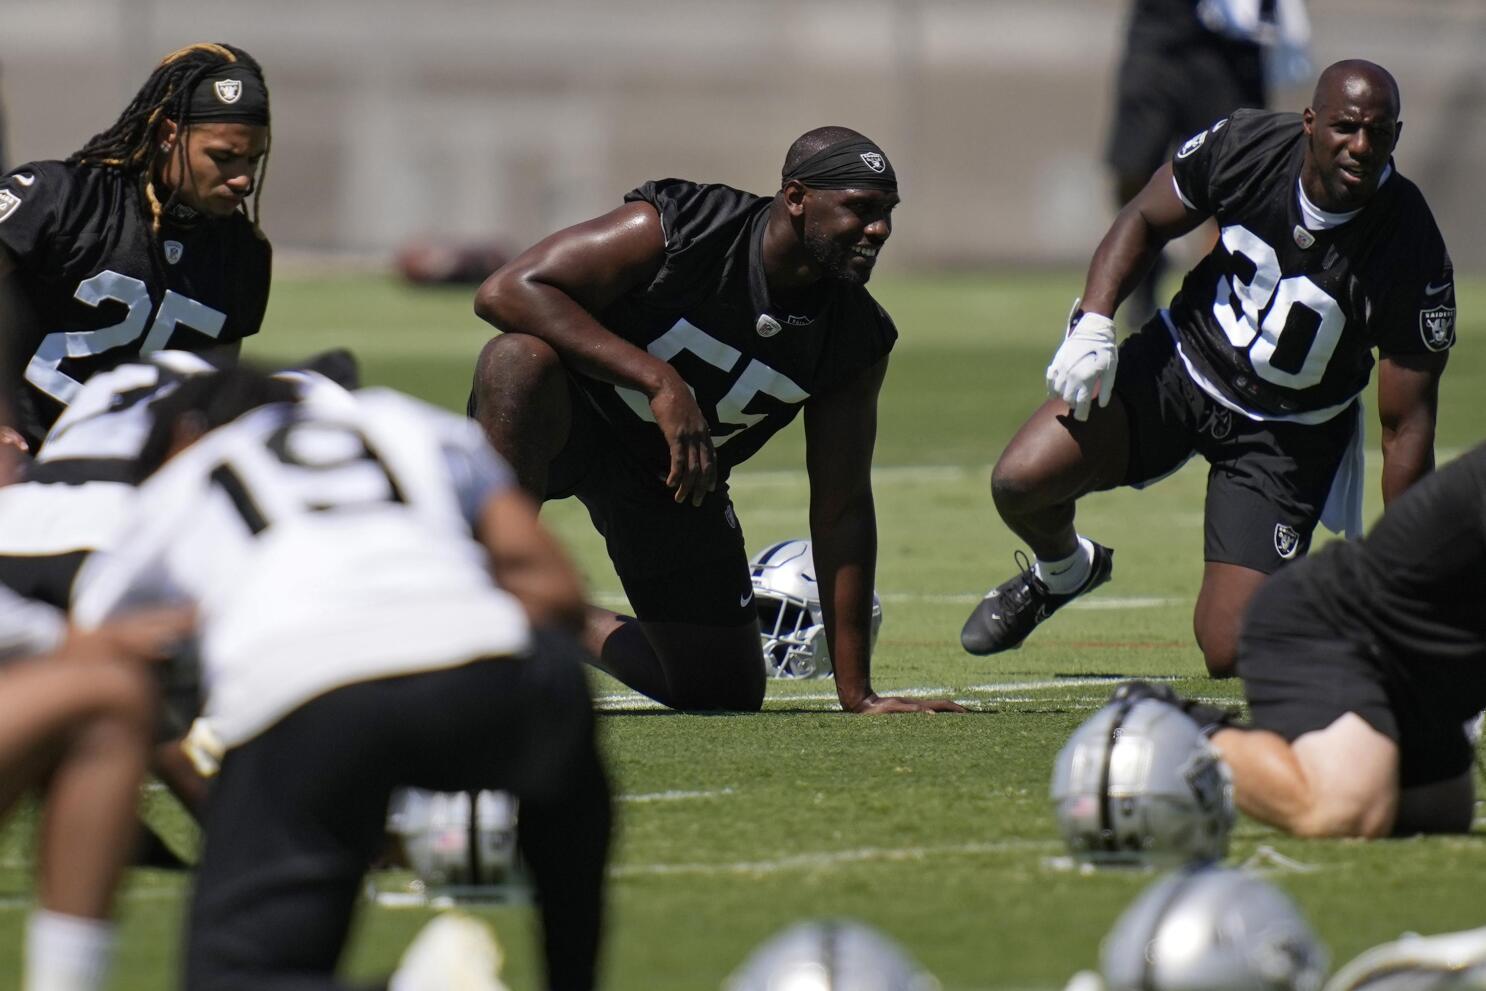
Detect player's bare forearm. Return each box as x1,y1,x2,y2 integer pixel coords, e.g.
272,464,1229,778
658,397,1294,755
473,203,674,399
1082,163,1206,316
480,488,588,632
809,495,879,711
1377,351,1445,505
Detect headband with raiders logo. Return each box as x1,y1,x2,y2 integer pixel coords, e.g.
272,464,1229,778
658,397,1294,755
186,65,270,125
783,138,897,191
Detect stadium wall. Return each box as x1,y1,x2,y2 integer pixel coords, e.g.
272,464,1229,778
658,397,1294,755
3,0,1484,271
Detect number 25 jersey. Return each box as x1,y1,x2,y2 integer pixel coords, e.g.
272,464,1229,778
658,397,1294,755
0,160,270,441
1167,109,1454,423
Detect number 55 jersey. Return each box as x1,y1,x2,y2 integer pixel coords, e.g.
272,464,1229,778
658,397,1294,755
1166,109,1454,424
0,160,270,442
579,179,897,479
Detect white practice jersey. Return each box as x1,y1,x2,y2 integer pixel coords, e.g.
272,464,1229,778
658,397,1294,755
0,584,65,662
72,388,532,749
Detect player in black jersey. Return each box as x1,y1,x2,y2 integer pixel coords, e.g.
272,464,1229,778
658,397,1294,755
0,42,272,446
1118,442,1486,837
962,60,1454,678
470,126,963,716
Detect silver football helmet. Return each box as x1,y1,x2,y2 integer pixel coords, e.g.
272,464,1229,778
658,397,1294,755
1051,697,1234,865
1324,927,1486,991
723,919,941,991
1102,866,1328,991
386,788,522,896
748,539,883,680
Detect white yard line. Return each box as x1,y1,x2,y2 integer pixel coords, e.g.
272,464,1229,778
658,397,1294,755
610,839,1059,879
596,674,1166,710
618,788,736,803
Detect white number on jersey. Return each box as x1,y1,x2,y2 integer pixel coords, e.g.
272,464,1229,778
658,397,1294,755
1212,225,1346,390
613,320,808,444
25,271,227,404
213,419,404,534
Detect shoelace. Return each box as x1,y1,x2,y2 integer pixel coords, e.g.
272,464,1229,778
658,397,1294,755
1000,550,1045,611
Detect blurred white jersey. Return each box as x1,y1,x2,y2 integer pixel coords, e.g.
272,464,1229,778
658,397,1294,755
72,388,532,749
0,583,64,661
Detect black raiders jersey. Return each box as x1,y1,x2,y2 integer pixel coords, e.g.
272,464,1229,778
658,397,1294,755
1166,109,1454,422
575,180,897,478
1297,443,1486,693
0,160,271,442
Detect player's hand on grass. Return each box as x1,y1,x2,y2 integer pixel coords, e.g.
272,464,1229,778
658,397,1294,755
62,606,196,665
848,693,967,715
650,372,717,507
1046,305,1118,421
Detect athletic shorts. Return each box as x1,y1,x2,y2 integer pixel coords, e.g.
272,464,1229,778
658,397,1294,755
1106,45,1266,180
1113,318,1357,575
544,383,756,628
1239,567,1477,788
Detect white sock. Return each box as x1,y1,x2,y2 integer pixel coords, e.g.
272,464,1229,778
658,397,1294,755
25,911,115,991
1035,536,1095,595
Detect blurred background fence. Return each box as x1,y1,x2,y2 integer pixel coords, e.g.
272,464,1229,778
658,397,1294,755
4,0,1484,271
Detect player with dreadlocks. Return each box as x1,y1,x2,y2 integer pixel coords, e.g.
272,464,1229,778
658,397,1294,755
0,42,273,446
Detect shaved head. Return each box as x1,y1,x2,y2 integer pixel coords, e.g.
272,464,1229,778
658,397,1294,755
1312,60,1400,118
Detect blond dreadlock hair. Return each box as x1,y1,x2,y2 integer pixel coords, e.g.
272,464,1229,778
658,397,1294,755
69,42,270,238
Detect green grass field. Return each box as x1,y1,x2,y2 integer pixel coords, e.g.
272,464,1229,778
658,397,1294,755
2,271,1482,989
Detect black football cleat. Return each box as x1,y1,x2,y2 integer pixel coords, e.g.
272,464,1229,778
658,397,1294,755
960,543,1114,655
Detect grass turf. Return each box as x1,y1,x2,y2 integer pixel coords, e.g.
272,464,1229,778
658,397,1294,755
0,271,1481,989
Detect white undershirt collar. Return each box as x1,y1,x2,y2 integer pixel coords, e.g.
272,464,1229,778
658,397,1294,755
1296,163,1392,230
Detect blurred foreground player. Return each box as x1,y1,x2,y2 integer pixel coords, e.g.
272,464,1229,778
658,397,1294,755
72,369,610,990
0,42,272,446
1118,441,1486,838
471,125,961,715
963,60,1453,678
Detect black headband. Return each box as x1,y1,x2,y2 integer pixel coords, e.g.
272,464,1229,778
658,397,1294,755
186,65,270,125
783,138,897,191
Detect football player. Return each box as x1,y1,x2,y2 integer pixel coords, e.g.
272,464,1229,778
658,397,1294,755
1115,440,1486,838
72,368,610,990
470,126,963,715
0,43,271,447
962,61,1454,678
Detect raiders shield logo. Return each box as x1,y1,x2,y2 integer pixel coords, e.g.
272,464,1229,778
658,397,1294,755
214,79,243,104
1273,523,1301,560
859,152,886,173
1176,129,1208,159
0,189,21,224
163,240,185,265
1420,306,1455,352
755,314,782,338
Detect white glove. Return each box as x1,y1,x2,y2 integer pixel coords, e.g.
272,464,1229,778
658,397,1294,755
1046,304,1118,422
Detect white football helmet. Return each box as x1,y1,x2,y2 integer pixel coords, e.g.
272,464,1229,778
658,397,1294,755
386,788,522,896
723,919,940,991
1102,866,1328,991
748,539,882,680
1051,697,1234,865
1324,927,1486,991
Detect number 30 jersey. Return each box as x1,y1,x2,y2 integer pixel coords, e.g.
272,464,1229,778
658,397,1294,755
1166,109,1454,423
579,180,898,478
0,160,271,441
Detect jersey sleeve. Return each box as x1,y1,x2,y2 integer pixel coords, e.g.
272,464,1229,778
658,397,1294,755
1169,117,1237,216
437,417,516,528
1374,227,1455,357
0,162,72,266
623,180,762,298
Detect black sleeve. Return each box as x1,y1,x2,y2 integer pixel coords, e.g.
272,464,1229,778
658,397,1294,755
1169,117,1236,216
622,179,762,299
0,161,72,266
814,295,898,397
1375,216,1455,357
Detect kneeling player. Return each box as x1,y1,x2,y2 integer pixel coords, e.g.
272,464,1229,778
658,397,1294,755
1123,442,1486,837
72,369,610,990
